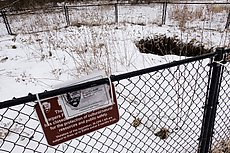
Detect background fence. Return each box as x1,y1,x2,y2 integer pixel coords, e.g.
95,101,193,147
0,48,230,153
0,1,230,35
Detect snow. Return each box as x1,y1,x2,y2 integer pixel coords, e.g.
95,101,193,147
0,1,230,153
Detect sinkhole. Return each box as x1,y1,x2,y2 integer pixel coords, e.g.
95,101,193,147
135,35,212,57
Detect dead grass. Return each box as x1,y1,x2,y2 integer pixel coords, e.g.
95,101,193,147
170,5,204,31
170,4,229,31
212,138,230,153
208,5,230,14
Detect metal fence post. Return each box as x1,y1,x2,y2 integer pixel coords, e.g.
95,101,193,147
198,48,224,153
1,10,13,35
115,3,118,23
64,5,70,26
162,1,167,25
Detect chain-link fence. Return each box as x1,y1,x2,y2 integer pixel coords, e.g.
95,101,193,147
113,58,210,153
0,48,230,153
1,1,230,35
211,60,230,153
0,10,11,36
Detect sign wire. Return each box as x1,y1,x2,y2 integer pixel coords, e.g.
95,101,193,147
36,93,49,126
108,76,114,104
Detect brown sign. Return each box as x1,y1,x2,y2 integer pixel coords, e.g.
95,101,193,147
35,85,119,146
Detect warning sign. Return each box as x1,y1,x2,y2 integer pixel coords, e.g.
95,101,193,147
58,84,113,119
35,84,119,146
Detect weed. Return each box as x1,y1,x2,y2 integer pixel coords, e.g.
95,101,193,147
0,57,8,63
11,45,17,49
212,138,230,153
170,5,204,31
154,127,169,140
208,5,230,14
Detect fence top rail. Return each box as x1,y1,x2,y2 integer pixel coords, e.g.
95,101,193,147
0,51,218,109
112,51,217,81
2,1,230,13
63,2,230,7
37,2,230,8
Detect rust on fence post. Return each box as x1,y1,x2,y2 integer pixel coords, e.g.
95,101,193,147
198,48,224,153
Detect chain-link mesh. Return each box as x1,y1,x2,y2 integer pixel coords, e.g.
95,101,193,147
0,13,7,36
68,5,116,26
7,8,66,34
2,2,230,35
0,56,214,153
211,60,230,153
115,58,211,153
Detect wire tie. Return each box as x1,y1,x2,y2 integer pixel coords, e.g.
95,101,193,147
213,61,230,69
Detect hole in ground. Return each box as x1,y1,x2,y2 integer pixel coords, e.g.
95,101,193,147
135,35,212,57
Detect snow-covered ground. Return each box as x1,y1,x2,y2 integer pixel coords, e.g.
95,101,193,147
0,1,230,153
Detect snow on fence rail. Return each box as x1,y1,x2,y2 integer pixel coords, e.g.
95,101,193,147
0,48,230,153
0,1,230,35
